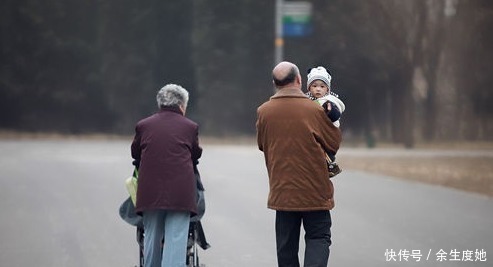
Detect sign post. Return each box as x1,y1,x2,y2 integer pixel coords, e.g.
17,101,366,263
274,0,284,65
274,1,313,65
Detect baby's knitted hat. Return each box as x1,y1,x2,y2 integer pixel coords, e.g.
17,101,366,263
307,66,331,88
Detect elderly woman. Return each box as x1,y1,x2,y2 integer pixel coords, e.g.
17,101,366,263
131,84,202,267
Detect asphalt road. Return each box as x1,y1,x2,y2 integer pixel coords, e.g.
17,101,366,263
0,139,491,267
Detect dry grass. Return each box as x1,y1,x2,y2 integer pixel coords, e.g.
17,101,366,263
339,155,493,197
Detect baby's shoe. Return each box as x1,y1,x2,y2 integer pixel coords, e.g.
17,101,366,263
328,162,342,178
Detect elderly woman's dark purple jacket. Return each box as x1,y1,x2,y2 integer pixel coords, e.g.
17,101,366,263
131,106,202,215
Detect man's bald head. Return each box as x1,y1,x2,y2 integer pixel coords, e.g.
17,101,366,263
272,61,301,88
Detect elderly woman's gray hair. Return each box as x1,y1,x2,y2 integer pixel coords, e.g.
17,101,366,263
156,84,189,109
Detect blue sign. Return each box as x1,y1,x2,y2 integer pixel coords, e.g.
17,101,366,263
283,23,312,37
282,1,312,37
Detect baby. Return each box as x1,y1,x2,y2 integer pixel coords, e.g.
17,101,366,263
306,66,346,177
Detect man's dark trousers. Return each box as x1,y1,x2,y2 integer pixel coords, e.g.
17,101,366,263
275,210,332,267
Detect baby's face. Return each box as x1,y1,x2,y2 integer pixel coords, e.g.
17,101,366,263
309,80,329,98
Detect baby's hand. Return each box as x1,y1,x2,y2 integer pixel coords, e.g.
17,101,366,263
322,101,332,111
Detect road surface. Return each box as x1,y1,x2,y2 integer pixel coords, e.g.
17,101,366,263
0,139,491,266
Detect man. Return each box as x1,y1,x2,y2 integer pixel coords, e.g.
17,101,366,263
256,61,342,267
131,84,202,267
